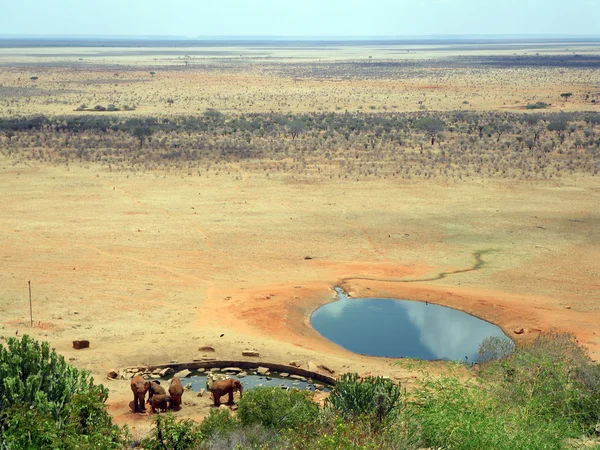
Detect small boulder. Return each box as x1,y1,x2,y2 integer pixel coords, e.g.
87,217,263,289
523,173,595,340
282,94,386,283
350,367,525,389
289,361,301,368
513,327,525,335
237,371,247,378
198,389,205,397
307,361,318,372
222,367,242,373
175,369,192,378
198,345,215,352
290,375,307,382
107,369,118,379
242,350,259,357
257,367,269,375
72,340,89,350
159,367,174,377
219,404,229,410
314,384,324,391
279,372,289,378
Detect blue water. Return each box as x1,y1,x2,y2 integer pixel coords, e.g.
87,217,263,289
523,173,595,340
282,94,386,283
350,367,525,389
161,371,329,393
311,289,509,362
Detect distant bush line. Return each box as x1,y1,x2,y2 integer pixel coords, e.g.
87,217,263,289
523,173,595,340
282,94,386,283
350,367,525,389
1,110,599,180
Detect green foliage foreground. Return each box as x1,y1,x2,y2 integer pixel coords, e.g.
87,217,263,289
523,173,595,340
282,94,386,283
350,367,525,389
2,333,599,449
140,333,600,450
0,335,127,449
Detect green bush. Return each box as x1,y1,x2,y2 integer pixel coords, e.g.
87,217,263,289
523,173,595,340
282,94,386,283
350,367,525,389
0,335,126,449
326,373,403,425
477,336,515,363
140,413,203,450
237,387,319,430
197,407,239,440
526,102,550,109
406,376,569,450
486,332,600,432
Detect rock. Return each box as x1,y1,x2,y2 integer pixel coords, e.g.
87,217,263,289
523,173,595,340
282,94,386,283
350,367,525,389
169,360,178,364
314,384,324,390
242,350,259,357
72,340,89,350
197,368,206,373
198,389,205,397
279,372,289,378
513,327,525,335
210,368,221,372
289,361,301,368
159,367,174,377
194,357,216,362
237,372,247,378
198,345,215,352
152,368,163,375
257,367,269,375
290,375,307,382
175,369,192,378
219,404,229,410
107,369,118,379
307,361,318,372
318,364,335,375
564,305,572,309
222,367,242,373
185,384,193,390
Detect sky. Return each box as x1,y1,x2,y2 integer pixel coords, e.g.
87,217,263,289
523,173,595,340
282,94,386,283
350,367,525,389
2,0,599,38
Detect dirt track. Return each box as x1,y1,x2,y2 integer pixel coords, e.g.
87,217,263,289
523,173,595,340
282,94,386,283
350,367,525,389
1,159,599,426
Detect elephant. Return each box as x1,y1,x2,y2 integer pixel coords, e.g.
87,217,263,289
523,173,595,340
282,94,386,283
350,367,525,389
150,394,171,413
148,380,166,403
210,378,243,406
169,376,184,410
130,375,150,413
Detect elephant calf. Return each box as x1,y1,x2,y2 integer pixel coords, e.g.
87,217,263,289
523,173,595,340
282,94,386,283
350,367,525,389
151,394,171,413
148,380,166,403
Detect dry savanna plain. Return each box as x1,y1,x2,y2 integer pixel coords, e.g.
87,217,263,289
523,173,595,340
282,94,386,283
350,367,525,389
1,38,600,430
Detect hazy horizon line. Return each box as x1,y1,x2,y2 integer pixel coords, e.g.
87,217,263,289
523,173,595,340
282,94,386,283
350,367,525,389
2,33,600,41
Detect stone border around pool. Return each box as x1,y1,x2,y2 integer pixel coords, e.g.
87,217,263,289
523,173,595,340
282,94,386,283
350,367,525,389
120,361,337,385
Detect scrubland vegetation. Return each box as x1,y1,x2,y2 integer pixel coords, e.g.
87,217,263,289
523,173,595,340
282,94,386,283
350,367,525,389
1,110,598,180
2,334,599,449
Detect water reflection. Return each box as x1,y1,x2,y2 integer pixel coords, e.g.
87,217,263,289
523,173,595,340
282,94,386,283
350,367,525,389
311,296,508,361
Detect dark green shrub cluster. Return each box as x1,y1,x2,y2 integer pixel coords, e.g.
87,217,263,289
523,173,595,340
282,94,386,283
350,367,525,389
140,413,203,450
526,101,550,109
326,372,403,425
237,386,320,430
0,335,127,449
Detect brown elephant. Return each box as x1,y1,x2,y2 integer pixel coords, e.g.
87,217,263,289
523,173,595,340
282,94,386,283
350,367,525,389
210,378,243,406
169,376,184,410
130,376,150,413
148,380,166,403
150,394,171,413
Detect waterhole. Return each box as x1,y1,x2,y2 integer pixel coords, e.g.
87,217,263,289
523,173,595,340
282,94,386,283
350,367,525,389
311,288,509,362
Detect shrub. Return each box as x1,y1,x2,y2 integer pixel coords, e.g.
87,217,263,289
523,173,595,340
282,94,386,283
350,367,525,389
488,332,600,431
140,413,203,450
326,373,403,425
197,407,239,440
406,376,569,450
237,387,319,430
0,335,126,448
526,102,550,109
477,336,515,363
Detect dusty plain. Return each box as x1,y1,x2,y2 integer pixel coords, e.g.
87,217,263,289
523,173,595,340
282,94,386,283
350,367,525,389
1,39,599,431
